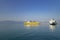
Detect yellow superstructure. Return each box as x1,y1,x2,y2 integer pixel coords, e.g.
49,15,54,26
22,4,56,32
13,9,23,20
24,21,40,26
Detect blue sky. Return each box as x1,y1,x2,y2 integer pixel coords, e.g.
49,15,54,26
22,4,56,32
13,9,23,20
0,0,60,21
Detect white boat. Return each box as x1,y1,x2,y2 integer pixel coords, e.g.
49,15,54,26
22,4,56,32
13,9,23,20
49,19,56,25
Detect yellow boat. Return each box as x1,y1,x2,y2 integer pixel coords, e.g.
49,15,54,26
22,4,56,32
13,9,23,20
24,21,40,26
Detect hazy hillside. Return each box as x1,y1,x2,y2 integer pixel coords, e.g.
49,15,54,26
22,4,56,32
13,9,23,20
0,21,23,24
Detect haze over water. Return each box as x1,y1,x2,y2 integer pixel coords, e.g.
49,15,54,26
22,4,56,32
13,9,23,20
0,0,60,21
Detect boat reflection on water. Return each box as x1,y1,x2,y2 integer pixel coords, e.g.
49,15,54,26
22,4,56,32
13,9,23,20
49,25,56,32
24,24,40,29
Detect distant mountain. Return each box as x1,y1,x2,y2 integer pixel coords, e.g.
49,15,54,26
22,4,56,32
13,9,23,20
0,21,23,24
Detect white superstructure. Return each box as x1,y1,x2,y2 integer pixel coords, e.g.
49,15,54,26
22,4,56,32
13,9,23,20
49,19,56,25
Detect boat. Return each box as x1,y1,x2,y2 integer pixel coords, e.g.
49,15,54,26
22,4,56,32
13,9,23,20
49,19,57,25
24,21,40,26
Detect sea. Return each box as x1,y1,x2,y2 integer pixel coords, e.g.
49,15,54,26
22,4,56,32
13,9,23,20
0,21,60,40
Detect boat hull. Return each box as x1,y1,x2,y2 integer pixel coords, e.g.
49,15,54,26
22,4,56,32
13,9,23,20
50,22,56,25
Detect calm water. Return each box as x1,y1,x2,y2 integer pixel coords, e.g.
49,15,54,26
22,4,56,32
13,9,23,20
0,22,60,40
